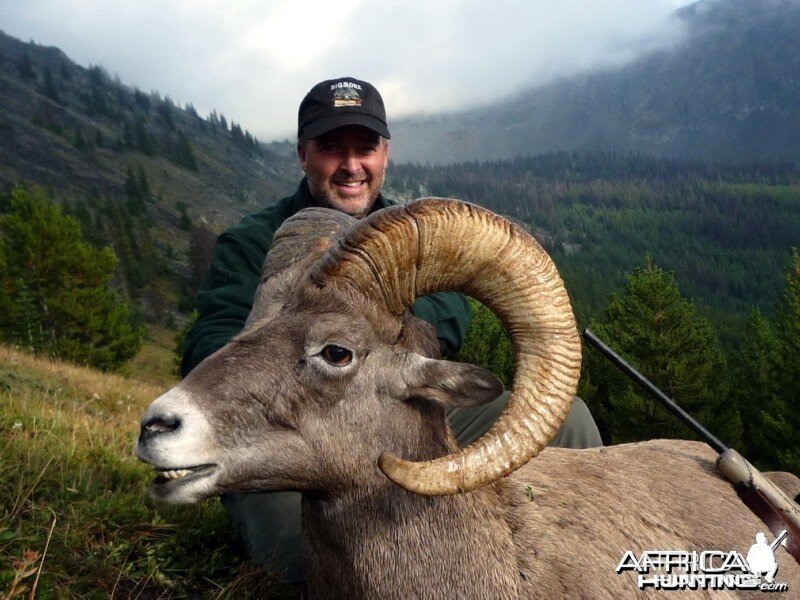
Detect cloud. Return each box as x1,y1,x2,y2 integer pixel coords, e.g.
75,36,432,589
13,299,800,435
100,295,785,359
0,0,693,140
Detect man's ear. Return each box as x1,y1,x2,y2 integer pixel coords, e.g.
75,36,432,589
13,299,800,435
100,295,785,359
405,356,503,408
297,141,308,171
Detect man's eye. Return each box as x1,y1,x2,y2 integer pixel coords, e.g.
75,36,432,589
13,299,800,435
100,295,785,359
320,345,353,366
319,144,339,152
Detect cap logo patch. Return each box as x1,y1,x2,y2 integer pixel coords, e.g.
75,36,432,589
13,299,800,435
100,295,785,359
331,81,363,107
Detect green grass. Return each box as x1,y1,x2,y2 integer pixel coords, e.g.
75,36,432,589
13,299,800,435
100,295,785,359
118,324,181,388
0,345,297,598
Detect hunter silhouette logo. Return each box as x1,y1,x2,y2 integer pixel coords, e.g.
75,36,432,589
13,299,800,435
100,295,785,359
616,530,789,592
746,531,787,584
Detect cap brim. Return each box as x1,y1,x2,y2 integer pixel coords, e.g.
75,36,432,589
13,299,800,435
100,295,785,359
302,112,391,140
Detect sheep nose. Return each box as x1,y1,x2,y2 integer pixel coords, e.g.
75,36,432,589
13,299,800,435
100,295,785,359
140,415,181,441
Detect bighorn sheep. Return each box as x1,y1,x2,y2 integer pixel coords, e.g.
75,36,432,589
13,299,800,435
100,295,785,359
136,199,800,598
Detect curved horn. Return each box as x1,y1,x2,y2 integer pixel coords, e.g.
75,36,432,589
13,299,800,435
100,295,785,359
246,208,357,326
311,199,581,496
262,207,356,281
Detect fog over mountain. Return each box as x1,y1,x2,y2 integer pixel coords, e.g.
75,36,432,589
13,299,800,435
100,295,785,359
389,0,800,164
0,0,691,141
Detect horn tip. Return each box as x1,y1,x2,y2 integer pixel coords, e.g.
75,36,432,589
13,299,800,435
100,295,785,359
379,451,473,496
377,451,406,487
378,451,400,474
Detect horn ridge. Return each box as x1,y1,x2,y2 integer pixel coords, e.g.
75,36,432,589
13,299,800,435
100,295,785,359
316,198,580,495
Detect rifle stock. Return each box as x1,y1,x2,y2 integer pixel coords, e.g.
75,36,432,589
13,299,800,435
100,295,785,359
582,328,800,564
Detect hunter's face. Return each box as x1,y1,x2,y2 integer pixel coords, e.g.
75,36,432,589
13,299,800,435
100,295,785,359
298,125,389,218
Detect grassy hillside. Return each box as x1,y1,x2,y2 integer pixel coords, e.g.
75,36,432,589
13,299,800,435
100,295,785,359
0,345,295,598
118,326,181,389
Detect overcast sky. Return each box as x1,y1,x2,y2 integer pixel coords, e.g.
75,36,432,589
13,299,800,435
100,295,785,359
0,0,694,141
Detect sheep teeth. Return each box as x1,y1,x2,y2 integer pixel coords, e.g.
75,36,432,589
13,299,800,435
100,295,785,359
157,469,191,480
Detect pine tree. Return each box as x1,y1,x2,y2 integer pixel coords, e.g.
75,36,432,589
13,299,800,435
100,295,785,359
71,198,93,239
582,258,741,446
0,187,143,369
107,199,143,293
772,248,800,472
133,116,154,155
730,308,788,469
124,168,145,216
124,167,138,197
158,99,176,130
133,88,151,113
73,129,88,151
175,131,198,171
122,120,134,148
177,201,192,231
59,60,71,81
88,65,106,87
208,110,219,131
89,85,109,117
10,281,45,351
43,67,60,102
136,166,151,201
0,236,10,319
16,53,35,79
455,299,513,387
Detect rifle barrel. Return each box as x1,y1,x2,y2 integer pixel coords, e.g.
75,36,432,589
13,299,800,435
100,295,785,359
582,328,729,454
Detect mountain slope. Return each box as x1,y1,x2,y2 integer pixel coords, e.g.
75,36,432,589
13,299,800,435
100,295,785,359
389,0,800,164
0,30,301,228
0,29,301,321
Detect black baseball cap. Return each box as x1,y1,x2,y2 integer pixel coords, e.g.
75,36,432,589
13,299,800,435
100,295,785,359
297,77,391,140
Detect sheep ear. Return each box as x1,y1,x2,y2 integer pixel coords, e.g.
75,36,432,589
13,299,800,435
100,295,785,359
407,357,503,408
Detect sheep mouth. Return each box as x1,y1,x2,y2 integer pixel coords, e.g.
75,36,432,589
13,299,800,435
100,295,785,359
151,464,216,487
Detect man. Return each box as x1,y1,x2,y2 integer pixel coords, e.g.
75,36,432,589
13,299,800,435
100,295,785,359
182,77,602,582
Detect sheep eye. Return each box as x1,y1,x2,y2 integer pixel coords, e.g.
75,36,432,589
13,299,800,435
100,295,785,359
320,345,353,366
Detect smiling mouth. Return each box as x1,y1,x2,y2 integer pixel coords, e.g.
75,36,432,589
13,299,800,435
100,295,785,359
152,464,216,486
334,180,365,188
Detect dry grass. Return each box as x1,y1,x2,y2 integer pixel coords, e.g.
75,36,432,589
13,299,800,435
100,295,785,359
118,326,181,389
0,345,295,598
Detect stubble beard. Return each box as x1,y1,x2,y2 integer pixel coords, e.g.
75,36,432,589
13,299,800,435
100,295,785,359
307,171,385,219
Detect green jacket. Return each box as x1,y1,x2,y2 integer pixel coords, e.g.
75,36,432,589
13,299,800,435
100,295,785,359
181,178,472,376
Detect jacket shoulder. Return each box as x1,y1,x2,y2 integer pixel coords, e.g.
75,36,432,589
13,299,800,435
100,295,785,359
223,194,298,252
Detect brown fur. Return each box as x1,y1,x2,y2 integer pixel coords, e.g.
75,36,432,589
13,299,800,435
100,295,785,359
508,441,800,598
295,437,800,599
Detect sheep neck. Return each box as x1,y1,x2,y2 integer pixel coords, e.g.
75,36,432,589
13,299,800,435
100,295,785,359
301,474,522,598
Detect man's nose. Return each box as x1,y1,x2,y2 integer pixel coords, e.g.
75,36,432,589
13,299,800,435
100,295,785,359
339,150,361,173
